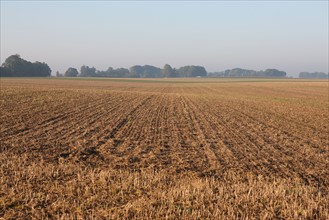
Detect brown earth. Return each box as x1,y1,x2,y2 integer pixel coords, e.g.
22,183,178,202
1,78,328,219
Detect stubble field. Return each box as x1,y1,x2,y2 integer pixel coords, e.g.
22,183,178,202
0,78,328,219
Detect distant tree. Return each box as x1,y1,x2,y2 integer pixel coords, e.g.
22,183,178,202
55,71,63,77
299,72,328,79
32,61,51,77
80,65,96,77
262,69,286,77
226,68,257,77
1,54,51,77
207,71,226,77
101,67,115,77
95,67,129,78
2,54,30,76
161,64,176,78
142,65,161,78
129,65,161,78
127,71,140,78
64,68,79,77
98,67,115,77
115,68,130,77
177,66,188,77
0,66,13,77
177,65,207,77
210,68,286,78
129,65,144,77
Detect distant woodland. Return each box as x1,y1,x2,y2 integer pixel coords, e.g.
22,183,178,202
1,54,327,78
208,68,287,78
299,72,328,79
0,55,51,77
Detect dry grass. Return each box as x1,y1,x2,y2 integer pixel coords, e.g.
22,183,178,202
1,152,328,219
0,78,328,219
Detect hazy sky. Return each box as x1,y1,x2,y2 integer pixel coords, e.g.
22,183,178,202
1,1,328,76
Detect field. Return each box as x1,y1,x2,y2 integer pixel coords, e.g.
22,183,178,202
1,78,328,219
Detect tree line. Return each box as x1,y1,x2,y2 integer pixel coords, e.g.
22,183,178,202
208,68,287,77
2,54,327,78
299,72,328,79
0,55,209,78
59,64,208,78
0,55,51,77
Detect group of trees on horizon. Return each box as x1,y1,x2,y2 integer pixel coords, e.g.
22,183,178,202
0,55,51,77
1,54,328,79
58,64,208,78
208,68,287,78
299,72,328,79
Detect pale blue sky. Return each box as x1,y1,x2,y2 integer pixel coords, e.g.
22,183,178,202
1,1,328,76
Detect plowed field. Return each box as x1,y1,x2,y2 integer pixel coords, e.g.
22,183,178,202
1,78,328,219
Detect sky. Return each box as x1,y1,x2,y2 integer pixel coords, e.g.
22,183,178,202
1,1,328,77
